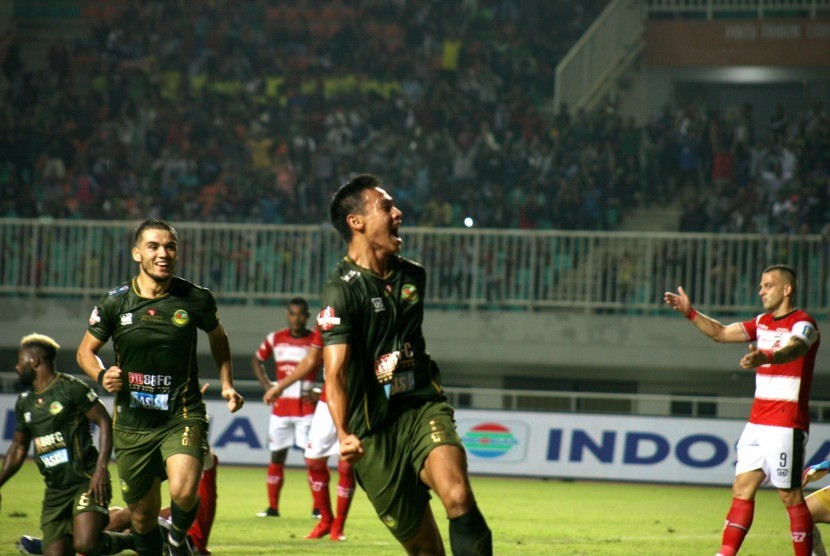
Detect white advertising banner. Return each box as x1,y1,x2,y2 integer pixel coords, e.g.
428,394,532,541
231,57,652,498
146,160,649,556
5,394,830,487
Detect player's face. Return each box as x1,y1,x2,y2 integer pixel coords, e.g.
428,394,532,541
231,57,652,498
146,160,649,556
15,350,36,388
133,228,178,283
759,270,790,313
360,187,403,255
286,303,309,336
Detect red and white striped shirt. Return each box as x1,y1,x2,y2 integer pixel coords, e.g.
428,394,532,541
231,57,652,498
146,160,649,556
255,327,322,417
741,309,820,431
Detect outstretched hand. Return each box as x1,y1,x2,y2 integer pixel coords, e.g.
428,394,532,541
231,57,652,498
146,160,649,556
664,286,692,316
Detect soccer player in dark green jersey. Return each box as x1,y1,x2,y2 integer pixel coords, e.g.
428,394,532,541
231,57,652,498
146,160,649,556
76,218,245,556
0,333,133,556
319,174,492,554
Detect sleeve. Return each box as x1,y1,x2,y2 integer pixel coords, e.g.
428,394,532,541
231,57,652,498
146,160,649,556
309,327,323,349
790,317,818,348
318,281,354,346
254,335,272,362
86,295,115,342
197,289,220,332
69,377,100,414
740,315,759,342
14,396,28,434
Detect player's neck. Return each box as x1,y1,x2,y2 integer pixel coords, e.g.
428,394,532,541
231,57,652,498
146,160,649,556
347,246,392,277
770,300,795,318
134,274,172,298
33,370,58,392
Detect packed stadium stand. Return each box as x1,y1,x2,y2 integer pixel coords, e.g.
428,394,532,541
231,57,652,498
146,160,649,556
1,0,829,411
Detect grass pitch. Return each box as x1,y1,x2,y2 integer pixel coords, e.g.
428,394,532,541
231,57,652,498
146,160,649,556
0,461,803,555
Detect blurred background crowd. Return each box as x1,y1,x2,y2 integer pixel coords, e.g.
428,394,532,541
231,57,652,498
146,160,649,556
0,0,827,234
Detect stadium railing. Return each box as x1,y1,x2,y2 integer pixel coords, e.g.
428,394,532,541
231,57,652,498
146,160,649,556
646,0,830,19
1,219,828,316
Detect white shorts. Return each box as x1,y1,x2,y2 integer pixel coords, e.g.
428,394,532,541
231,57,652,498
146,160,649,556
268,413,313,452
735,422,807,489
303,401,339,459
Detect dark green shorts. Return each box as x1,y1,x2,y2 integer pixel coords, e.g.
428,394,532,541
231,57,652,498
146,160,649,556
355,400,463,542
41,482,109,549
114,418,208,504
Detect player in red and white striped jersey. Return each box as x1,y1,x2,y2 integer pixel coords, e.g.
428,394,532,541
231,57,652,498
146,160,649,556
264,328,356,541
251,297,322,518
666,264,820,556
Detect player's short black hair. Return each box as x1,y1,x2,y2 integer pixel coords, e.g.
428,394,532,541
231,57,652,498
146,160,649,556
763,264,797,291
329,173,381,243
134,218,178,245
287,296,309,313
20,333,60,364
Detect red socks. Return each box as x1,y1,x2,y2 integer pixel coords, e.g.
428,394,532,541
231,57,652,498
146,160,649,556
787,501,813,556
307,458,333,523
719,497,754,556
267,463,284,511
189,453,218,554
334,459,355,529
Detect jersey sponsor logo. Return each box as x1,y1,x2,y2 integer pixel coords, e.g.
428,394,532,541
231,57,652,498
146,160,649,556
130,391,170,411
49,401,64,415
374,351,399,384
317,307,341,331
24,411,32,423
148,309,157,316
341,269,360,283
371,297,385,312
172,309,190,327
128,372,173,388
389,370,414,396
89,306,101,325
141,309,164,323
86,390,98,402
34,431,66,453
401,284,419,303
120,312,133,326
40,448,69,468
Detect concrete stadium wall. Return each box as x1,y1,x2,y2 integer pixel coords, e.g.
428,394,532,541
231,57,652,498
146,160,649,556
1,298,829,399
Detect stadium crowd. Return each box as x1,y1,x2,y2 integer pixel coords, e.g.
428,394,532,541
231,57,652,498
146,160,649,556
0,0,827,235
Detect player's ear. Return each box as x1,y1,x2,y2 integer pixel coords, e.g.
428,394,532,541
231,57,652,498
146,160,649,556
131,246,141,262
347,213,363,232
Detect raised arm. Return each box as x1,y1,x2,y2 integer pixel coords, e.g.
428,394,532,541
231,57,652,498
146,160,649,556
323,343,363,463
207,323,244,413
664,286,748,343
85,400,113,505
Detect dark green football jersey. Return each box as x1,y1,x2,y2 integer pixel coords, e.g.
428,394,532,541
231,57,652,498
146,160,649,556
15,373,100,489
86,276,219,431
319,255,444,438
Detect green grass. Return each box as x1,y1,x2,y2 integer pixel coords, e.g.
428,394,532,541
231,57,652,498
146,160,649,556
0,462,802,555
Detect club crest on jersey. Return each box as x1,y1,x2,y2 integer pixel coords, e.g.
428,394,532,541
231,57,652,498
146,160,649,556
89,306,101,326
401,284,419,303
49,401,64,415
317,306,341,331
120,312,133,326
172,309,190,327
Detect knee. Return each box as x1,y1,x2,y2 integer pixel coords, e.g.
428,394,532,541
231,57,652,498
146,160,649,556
441,482,475,517
170,489,199,511
72,534,98,556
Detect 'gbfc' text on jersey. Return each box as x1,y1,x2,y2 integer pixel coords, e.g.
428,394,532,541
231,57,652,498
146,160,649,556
255,327,321,417
86,276,219,430
319,255,444,438
15,373,100,489
740,309,820,430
